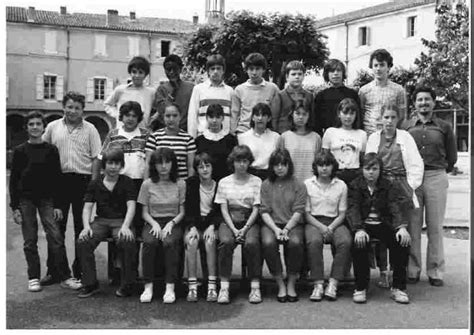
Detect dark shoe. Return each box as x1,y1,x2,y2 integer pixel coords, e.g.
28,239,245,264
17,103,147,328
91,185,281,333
287,295,299,303
428,277,444,287
78,283,100,298
407,276,420,284
277,295,287,303
40,274,60,286
115,284,133,297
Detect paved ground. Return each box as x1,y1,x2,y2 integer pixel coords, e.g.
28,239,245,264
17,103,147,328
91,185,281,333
5,158,470,329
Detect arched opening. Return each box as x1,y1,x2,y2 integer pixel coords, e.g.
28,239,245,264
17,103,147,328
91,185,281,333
85,116,110,142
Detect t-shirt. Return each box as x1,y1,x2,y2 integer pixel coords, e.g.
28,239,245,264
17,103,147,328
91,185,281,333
137,178,186,218
238,129,280,170
322,127,367,169
214,174,262,209
145,128,196,179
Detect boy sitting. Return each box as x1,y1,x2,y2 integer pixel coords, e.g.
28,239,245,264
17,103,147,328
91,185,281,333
347,153,411,304
77,148,137,298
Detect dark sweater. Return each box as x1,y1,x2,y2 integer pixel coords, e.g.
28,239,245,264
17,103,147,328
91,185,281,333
184,175,221,230
9,141,62,209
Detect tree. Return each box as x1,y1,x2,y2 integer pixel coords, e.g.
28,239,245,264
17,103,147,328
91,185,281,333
414,3,469,111
184,11,329,87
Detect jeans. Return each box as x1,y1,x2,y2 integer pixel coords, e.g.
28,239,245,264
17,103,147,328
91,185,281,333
78,218,137,287
352,224,409,290
47,173,91,279
141,217,183,284
19,197,71,280
305,216,352,281
261,224,304,276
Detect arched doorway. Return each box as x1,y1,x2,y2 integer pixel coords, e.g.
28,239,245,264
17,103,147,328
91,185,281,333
85,116,110,142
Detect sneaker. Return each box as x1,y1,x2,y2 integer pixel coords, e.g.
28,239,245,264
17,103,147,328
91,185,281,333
248,288,262,304
163,290,176,304
310,284,324,302
61,278,83,290
77,283,99,298
324,281,337,301
140,289,153,303
206,288,218,302
187,287,198,302
217,288,230,304
28,279,42,292
39,274,60,286
376,271,391,289
390,288,410,304
353,289,367,304
115,284,133,297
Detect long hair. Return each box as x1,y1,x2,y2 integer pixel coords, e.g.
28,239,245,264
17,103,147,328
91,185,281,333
334,98,360,129
149,147,179,183
227,145,254,173
312,151,339,179
267,148,294,182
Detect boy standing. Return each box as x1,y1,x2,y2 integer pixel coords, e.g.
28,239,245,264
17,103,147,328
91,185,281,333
9,111,82,292
104,56,156,129
77,149,137,298
187,54,234,138
359,49,407,136
275,60,314,134
231,53,280,134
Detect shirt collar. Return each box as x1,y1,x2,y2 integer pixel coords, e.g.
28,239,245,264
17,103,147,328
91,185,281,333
244,79,267,87
251,128,270,137
62,117,84,128
310,176,338,187
118,126,141,138
206,79,225,88
203,129,226,141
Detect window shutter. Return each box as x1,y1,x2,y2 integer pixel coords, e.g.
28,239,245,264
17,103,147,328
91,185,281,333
86,77,94,102
36,74,44,100
56,75,64,101
366,27,371,46
106,77,114,97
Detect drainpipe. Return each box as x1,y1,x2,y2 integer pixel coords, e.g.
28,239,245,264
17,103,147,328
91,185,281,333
66,26,70,92
148,31,153,81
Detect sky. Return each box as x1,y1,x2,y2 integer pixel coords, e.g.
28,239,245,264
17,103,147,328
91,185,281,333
5,0,389,22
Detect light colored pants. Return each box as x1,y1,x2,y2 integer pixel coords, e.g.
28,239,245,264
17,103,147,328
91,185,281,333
408,170,448,279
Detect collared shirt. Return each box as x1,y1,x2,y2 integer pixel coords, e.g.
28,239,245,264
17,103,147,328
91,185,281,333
43,118,102,175
214,174,262,209
83,174,136,219
402,115,457,172
359,80,407,136
304,176,347,217
187,80,234,138
231,79,281,134
238,129,280,169
276,86,314,133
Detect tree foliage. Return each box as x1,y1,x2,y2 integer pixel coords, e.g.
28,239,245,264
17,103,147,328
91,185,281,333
184,11,329,87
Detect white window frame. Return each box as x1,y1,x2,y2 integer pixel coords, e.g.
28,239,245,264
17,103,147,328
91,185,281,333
94,77,106,100
358,26,370,46
94,34,107,56
44,31,58,54
406,16,417,38
43,74,57,100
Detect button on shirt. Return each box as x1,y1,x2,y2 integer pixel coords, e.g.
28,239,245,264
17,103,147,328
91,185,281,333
304,176,348,218
403,116,457,172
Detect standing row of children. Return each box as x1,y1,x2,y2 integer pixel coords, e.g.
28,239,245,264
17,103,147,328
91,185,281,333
9,47,457,306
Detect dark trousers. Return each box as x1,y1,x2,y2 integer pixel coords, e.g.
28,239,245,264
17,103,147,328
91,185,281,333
261,224,304,276
78,218,137,287
19,197,71,280
47,173,90,279
352,224,409,291
141,217,183,284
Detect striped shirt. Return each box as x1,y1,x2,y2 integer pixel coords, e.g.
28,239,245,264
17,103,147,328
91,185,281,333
215,174,262,209
145,128,196,178
304,176,347,217
99,127,150,179
359,80,406,136
137,178,186,218
187,80,234,138
43,118,102,175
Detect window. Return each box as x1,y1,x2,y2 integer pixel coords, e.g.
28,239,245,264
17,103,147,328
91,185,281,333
94,78,106,100
94,34,107,56
44,75,56,99
44,31,57,54
161,40,170,57
358,26,370,46
128,37,140,57
407,16,417,37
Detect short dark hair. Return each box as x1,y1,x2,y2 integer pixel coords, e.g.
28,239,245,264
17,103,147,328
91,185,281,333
380,103,401,119
312,151,339,179
164,54,184,68
369,49,393,68
334,98,360,129
149,147,179,183
323,59,346,82
287,104,311,131
62,91,85,109
362,152,383,170
227,145,254,173
206,54,226,71
285,60,305,76
244,53,267,70
119,101,144,123
206,104,224,118
25,111,46,128
249,103,272,129
164,102,182,115
267,148,294,182
127,56,150,76
193,152,215,172
412,85,436,103
101,148,125,169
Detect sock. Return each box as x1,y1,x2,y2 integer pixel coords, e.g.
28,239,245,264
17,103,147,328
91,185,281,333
188,277,198,290
329,278,338,286
314,280,324,287
165,283,175,293
220,281,229,290
208,276,217,290
250,280,260,290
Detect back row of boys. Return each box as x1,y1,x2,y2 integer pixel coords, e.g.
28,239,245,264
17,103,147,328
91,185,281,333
104,49,406,138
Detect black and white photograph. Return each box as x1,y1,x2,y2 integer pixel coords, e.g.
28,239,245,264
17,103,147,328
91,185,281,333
4,0,470,331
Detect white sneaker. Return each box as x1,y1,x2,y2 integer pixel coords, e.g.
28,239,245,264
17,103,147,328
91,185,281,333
248,288,262,304
28,279,42,292
353,289,367,304
163,290,176,304
324,281,338,301
390,288,410,304
310,284,324,301
217,288,230,304
60,278,82,290
140,289,153,303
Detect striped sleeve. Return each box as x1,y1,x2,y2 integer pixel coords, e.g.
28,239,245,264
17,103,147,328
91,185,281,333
145,132,158,152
